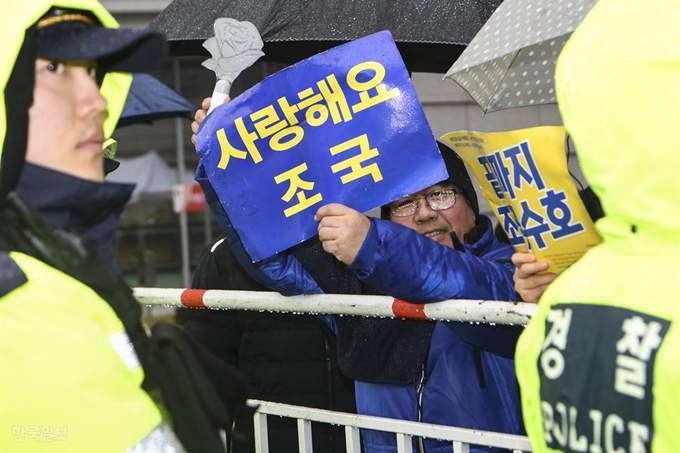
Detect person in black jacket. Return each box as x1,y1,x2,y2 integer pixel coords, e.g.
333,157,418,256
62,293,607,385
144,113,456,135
180,237,357,453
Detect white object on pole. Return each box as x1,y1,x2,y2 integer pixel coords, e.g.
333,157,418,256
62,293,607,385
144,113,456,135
202,18,264,114
132,288,537,326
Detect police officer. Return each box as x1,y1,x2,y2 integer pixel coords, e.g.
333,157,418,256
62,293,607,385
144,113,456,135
0,2,242,452
515,0,680,451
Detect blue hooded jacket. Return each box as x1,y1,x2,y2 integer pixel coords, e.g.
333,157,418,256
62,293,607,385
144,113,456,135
349,215,524,453
197,162,524,453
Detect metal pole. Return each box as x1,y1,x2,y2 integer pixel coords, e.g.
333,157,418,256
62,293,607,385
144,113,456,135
173,59,191,288
132,288,537,326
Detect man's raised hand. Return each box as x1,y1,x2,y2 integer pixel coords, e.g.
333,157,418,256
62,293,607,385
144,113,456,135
315,204,371,266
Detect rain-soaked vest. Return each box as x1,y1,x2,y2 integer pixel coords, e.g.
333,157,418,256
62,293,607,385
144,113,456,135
1,195,235,453
0,251,175,451
515,1,680,451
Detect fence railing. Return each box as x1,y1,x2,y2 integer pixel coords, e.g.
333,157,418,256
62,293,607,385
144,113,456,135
250,400,533,453
134,288,536,452
133,288,536,326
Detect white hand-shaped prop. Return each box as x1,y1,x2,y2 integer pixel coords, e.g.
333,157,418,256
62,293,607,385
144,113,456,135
202,18,264,114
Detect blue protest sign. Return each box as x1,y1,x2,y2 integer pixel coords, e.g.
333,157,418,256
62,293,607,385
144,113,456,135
196,31,447,262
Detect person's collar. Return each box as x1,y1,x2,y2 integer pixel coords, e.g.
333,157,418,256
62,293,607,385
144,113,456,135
463,216,487,245
462,216,500,256
15,163,134,268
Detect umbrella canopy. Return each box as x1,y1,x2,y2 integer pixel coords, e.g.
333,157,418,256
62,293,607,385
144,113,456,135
117,73,197,128
445,0,598,113
149,0,502,74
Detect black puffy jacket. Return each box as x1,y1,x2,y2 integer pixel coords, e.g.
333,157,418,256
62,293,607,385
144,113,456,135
181,238,356,453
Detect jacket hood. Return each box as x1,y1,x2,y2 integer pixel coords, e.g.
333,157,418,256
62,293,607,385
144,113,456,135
380,140,480,220
555,0,680,241
0,0,131,204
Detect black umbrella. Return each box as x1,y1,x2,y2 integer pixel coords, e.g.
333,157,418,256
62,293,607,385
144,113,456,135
117,73,197,128
149,0,502,73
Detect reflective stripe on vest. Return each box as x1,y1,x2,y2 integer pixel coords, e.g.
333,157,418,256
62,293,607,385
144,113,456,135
109,331,141,371
127,423,183,453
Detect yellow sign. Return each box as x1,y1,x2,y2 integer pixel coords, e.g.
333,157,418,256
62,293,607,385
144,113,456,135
441,126,601,274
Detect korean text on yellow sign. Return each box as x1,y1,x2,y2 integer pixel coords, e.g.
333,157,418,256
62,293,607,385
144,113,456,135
441,126,601,273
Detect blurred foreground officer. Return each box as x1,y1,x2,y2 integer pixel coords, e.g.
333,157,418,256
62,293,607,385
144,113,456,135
516,0,680,451
0,2,242,452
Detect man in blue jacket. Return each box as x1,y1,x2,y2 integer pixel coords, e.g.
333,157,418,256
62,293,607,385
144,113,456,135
307,141,524,453
192,93,524,449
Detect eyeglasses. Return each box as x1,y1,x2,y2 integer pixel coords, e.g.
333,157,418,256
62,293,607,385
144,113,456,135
389,188,464,217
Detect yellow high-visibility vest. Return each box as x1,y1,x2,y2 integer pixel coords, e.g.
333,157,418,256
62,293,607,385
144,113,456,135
516,1,680,452
0,253,183,452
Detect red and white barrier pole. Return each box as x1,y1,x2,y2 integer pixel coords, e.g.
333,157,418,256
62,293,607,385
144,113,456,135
132,288,536,326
